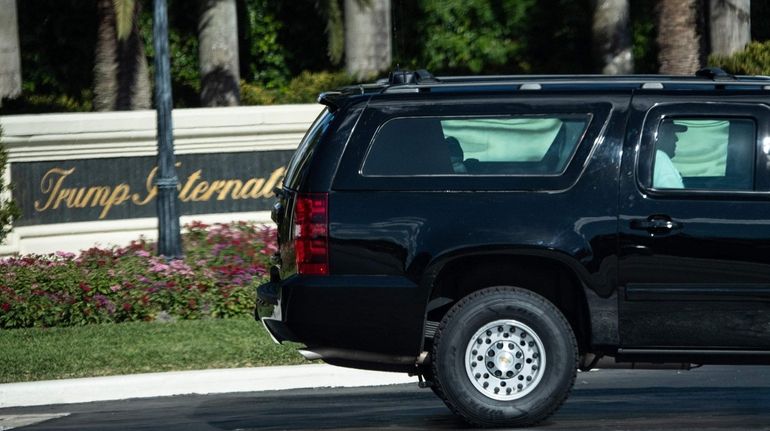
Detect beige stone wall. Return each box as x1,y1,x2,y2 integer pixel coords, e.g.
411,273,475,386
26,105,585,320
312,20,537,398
0,104,323,255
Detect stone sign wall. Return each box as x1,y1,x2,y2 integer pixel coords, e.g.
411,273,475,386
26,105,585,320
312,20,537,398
0,104,323,254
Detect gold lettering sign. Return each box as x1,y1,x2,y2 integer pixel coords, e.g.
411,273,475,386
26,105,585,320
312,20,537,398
33,164,287,219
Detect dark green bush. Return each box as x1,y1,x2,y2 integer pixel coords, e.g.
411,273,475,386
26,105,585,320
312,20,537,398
1,92,93,114
241,70,358,105
240,81,279,105
409,0,592,75
280,70,359,103
709,41,770,75
240,0,290,88
419,0,534,74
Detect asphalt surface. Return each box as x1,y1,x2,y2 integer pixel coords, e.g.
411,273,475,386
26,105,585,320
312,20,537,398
3,366,770,430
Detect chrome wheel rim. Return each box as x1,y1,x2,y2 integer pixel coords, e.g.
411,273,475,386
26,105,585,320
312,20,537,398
464,319,546,401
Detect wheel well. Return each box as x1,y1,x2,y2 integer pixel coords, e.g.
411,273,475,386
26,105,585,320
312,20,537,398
427,254,591,352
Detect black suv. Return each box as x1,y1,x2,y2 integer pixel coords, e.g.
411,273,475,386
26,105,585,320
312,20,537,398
257,68,770,427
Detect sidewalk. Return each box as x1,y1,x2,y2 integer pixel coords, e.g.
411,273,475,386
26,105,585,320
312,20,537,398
0,364,419,408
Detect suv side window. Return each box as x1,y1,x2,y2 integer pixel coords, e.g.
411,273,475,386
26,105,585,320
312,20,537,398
362,115,590,176
651,118,756,191
638,103,770,194
333,98,614,192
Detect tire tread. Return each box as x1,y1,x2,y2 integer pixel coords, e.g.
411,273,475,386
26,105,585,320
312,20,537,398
431,286,578,428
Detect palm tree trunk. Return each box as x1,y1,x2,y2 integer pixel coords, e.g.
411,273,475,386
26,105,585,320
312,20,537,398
657,0,706,75
0,0,22,107
198,0,240,107
345,0,392,80
93,0,151,111
709,0,750,56
592,0,634,74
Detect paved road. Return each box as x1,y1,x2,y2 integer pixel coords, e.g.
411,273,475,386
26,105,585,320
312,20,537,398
3,366,770,430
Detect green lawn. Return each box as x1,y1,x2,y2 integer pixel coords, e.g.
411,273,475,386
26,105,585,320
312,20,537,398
0,317,306,383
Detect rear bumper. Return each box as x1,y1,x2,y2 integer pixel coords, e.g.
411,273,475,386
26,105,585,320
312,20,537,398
256,269,426,356
256,266,299,344
260,315,299,344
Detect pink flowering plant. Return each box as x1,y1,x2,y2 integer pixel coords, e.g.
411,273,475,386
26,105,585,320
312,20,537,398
0,221,276,329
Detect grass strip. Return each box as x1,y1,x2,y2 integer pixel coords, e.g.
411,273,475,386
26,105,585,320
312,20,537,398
0,317,305,383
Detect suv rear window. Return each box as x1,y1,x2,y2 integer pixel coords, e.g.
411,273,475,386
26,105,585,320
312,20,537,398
362,115,590,176
283,109,334,189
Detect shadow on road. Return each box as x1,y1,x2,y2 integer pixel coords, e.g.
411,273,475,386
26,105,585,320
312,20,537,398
191,385,770,431
9,367,770,431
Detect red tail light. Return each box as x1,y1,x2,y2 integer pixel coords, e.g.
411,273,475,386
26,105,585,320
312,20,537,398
294,193,329,275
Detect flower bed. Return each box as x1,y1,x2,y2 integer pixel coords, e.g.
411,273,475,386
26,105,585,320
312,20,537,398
0,221,276,329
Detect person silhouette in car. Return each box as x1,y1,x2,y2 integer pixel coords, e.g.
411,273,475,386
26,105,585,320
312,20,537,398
653,120,687,189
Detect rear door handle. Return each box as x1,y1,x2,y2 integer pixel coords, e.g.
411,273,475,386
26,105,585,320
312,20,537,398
629,216,682,233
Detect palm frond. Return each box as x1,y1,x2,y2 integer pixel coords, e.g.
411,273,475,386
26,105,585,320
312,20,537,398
316,0,344,65
113,0,135,41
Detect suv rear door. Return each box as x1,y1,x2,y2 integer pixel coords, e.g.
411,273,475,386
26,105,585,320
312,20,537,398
618,94,770,352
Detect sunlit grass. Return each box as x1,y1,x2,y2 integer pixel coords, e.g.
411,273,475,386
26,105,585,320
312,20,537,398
0,317,304,383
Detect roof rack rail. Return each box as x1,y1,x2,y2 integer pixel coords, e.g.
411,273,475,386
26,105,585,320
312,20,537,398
368,67,770,95
386,69,439,85
695,67,734,81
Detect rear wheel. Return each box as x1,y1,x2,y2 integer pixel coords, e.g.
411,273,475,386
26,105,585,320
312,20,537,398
431,286,578,428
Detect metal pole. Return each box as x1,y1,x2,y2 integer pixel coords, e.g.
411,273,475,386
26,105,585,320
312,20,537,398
153,0,183,258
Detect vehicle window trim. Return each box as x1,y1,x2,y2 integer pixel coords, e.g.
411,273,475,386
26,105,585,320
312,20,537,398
635,102,770,198
358,113,594,178
283,108,333,189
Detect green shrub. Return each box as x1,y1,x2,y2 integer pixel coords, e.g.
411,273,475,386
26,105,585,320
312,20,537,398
0,221,275,329
0,126,20,244
419,0,534,74
1,91,93,114
241,70,358,105
240,81,279,105
709,41,770,75
280,70,359,103
411,0,592,75
241,0,291,88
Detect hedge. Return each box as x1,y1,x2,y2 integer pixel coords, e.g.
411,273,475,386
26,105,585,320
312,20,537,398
709,41,770,75
0,221,275,329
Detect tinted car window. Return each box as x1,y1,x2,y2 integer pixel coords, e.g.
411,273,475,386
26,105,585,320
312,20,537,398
362,115,590,176
283,109,333,189
651,118,756,191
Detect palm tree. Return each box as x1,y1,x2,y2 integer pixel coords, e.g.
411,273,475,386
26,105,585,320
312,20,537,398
198,0,240,106
592,0,633,74
657,0,705,75
344,0,391,79
316,0,345,66
0,0,22,107
94,0,151,111
709,0,750,57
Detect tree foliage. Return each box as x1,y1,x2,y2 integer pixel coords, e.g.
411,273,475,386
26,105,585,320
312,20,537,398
114,0,137,41
3,0,96,113
0,126,20,245
630,0,659,73
238,0,289,87
402,0,591,75
5,0,770,115
421,0,532,73
709,41,770,75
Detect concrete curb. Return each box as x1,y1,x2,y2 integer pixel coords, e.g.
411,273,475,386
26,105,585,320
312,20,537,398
0,364,419,408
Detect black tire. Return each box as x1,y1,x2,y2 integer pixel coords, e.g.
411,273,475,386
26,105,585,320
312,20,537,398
431,286,578,428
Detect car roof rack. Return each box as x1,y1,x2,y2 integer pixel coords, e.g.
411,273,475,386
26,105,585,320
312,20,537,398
376,67,770,94
695,67,734,80
379,69,439,85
